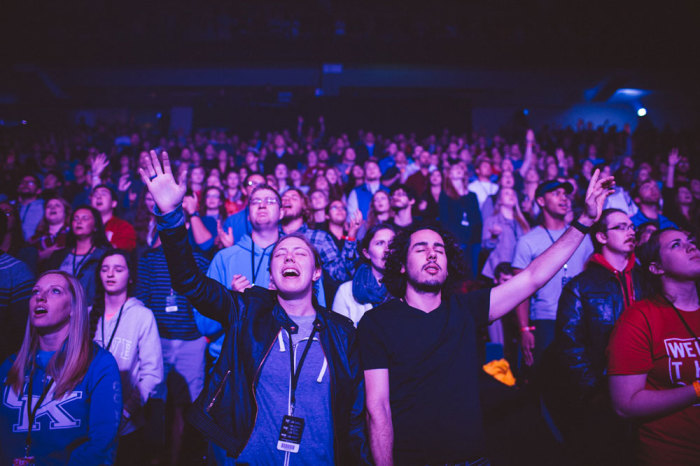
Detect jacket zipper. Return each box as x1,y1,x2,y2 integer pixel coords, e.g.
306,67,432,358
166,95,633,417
239,330,279,452
206,370,231,412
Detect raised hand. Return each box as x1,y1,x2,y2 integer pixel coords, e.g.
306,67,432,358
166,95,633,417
91,152,110,177
138,150,187,214
526,129,535,144
581,168,615,224
117,173,132,192
217,220,234,248
668,148,680,167
346,209,363,238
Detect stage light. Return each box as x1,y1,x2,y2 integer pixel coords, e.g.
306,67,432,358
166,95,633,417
637,108,647,117
156,113,162,119
523,109,529,116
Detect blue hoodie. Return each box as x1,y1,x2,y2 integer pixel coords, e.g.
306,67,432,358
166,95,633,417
0,344,122,465
197,234,326,361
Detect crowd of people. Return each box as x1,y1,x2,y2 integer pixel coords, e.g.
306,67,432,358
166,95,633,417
0,116,698,465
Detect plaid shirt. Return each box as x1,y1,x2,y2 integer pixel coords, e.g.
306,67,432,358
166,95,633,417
287,224,358,282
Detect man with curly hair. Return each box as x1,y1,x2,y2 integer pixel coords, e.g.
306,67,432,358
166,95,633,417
358,170,615,465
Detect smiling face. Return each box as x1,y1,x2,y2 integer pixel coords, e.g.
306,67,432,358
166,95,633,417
30,273,73,334
403,229,448,292
100,253,130,296
269,236,321,298
651,230,700,281
45,199,67,226
72,208,96,239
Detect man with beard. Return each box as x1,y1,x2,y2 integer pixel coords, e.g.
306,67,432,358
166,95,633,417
280,188,359,283
389,184,416,230
359,170,614,465
630,178,677,229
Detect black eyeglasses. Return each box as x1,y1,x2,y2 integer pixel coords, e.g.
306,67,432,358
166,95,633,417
607,223,636,232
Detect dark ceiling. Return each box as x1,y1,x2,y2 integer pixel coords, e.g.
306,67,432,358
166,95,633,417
2,0,698,69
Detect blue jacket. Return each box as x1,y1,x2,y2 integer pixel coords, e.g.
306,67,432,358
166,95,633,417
0,344,122,465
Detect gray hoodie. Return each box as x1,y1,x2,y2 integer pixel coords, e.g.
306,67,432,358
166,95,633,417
94,297,163,435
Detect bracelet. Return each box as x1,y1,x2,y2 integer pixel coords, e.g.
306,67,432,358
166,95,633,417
520,326,536,333
693,380,700,399
572,220,591,234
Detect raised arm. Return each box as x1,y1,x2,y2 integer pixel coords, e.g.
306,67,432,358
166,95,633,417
138,150,240,325
489,169,614,321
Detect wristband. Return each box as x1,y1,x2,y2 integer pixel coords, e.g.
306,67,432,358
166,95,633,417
520,326,536,333
693,380,700,399
572,220,591,234
342,236,356,242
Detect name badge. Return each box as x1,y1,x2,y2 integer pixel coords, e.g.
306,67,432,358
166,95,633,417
277,415,305,453
165,293,179,313
13,458,35,466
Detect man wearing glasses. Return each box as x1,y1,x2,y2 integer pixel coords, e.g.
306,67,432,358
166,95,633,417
544,208,644,464
220,173,266,245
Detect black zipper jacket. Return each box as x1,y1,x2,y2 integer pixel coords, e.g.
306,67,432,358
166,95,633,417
158,220,371,465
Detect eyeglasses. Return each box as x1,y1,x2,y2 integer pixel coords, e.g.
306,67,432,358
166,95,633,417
250,197,279,206
246,180,262,187
607,223,636,232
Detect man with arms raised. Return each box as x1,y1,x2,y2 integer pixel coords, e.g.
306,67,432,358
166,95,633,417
139,151,369,465
359,170,614,465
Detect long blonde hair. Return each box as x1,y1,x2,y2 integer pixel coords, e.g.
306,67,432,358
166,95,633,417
495,187,531,234
7,271,92,399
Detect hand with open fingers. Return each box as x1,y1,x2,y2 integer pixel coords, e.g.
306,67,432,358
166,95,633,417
581,168,615,224
217,220,234,248
138,150,187,214
118,173,132,192
231,274,252,293
668,148,680,166
91,152,110,177
182,194,198,216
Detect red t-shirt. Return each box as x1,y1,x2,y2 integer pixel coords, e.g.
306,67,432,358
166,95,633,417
608,297,700,464
104,216,137,252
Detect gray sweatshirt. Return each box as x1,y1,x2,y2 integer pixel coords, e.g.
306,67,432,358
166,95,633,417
93,297,163,435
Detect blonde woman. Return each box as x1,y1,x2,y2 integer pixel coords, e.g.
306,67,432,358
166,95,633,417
0,271,121,464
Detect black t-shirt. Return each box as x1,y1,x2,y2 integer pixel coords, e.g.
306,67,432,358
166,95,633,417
358,290,491,464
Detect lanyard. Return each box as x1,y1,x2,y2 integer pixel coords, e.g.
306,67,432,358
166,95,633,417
663,295,700,343
101,301,126,352
250,243,272,284
24,366,55,458
72,245,95,276
288,326,318,415
543,227,568,276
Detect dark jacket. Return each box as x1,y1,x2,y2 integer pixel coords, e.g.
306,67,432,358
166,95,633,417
158,219,370,465
552,253,644,401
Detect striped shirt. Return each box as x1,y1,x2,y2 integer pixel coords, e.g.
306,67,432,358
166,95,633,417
135,246,209,340
0,253,34,360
